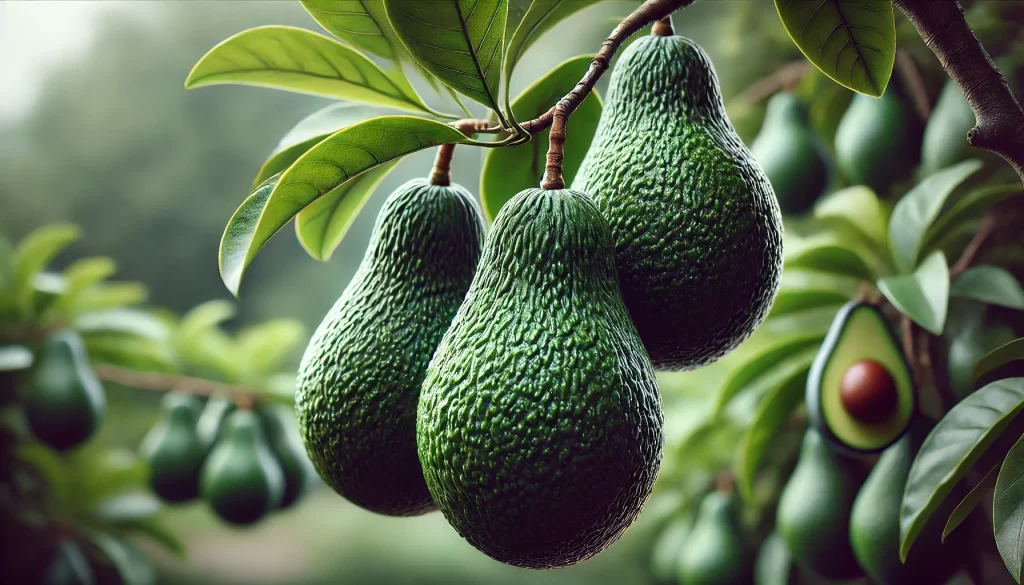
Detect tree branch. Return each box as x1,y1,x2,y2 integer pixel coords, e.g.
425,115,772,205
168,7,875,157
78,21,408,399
93,364,268,409
894,0,1024,183
950,212,996,278
431,119,493,186
735,60,811,104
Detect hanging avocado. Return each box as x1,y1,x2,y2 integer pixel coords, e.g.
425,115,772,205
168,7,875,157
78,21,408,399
807,302,915,454
834,86,920,193
677,491,748,585
140,392,207,502
256,404,317,508
196,395,235,450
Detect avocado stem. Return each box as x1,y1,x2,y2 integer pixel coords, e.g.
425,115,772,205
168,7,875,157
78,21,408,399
430,119,493,186
541,104,568,190
652,16,674,36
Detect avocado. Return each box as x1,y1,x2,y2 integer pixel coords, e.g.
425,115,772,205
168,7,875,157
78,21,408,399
24,330,106,451
750,92,832,214
296,178,485,516
834,87,919,193
650,513,694,583
571,33,783,370
677,491,747,585
776,429,864,581
256,404,317,508
200,409,284,525
807,302,915,454
754,531,794,585
140,392,207,502
196,395,235,450
417,187,662,568
850,419,963,585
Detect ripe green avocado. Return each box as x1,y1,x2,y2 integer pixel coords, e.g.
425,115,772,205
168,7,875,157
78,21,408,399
750,92,832,214
834,88,919,193
196,395,235,450
296,178,485,516
140,392,207,502
850,419,963,585
777,429,864,581
650,513,695,583
200,409,284,525
753,531,794,585
418,188,662,569
807,302,914,454
24,330,106,451
677,491,747,585
571,33,783,370
256,404,317,508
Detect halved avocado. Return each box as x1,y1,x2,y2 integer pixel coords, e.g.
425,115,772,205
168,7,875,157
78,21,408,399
807,302,914,454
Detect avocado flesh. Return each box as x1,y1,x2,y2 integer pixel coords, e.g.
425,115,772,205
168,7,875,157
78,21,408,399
418,188,663,569
677,491,747,585
571,34,783,370
808,302,914,453
296,178,485,516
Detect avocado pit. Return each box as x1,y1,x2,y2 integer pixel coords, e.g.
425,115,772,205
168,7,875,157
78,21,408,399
840,359,898,425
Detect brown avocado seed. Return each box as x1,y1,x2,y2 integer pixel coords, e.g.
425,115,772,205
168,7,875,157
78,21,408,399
840,359,898,425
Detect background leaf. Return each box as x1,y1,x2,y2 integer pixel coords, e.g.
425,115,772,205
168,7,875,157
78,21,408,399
926,184,1022,247
784,233,875,281
995,433,1024,583
768,271,857,319
813,186,888,248
186,26,433,114
773,0,896,96
503,1,601,84
712,334,822,416
943,464,999,542
86,532,156,585
385,0,507,114
951,266,1024,310
974,339,1024,389
888,159,982,273
480,55,602,219
900,378,1024,561
0,345,33,371
878,251,950,335
12,224,80,317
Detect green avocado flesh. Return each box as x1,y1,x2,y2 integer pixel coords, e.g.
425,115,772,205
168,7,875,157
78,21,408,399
808,302,914,453
417,188,663,569
572,34,783,371
295,178,485,516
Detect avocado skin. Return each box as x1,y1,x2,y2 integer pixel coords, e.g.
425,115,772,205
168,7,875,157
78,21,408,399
677,491,747,585
418,188,662,569
572,35,782,371
850,419,962,585
806,302,915,455
296,178,485,516
257,405,317,508
140,392,207,503
776,429,864,581
750,92,832,214
200,410,284,525
835,89,919,193
754,531,793,585
24,330,106,451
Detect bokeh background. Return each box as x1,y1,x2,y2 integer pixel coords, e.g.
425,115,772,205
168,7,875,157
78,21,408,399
1,2,1020,584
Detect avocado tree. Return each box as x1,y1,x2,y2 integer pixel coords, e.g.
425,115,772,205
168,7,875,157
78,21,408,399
3,0,1024,584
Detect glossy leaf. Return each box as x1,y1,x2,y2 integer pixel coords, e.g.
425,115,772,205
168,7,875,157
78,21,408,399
712,334,822,416
900,378,1024,561
951,266,1024,310
889,159,982,273
221,116,473,295
87,532,156,585
75,309,171,342
774,0,895,96
385,0,507,114
12,223,80,317
878,251,949,335
974,339,1024,389
481,55,602,219
927,184,1022,247
995,433,1024,582
813,186,888,247
736,349,816,499
186,26,433,114
784,233,875,281
253,103,387,189
0,345,33,371
301,0,403,60
504,0,601,84
295,161,399,260
942,463,998,542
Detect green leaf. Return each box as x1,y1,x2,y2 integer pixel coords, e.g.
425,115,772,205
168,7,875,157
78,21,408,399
179,300,235,339
712,334,822,416
774,0,896,96
12,224,80,317
736,349,816,499
221,116,474,295
942,463,998,542
385,0,507,114
927,184,1022,248
238,319,306,376
70,283,148,315
91,492,162,524
252,103,387,189
813,185,888,247
504,1,601,85
878,251,949,335
301,0,404,61
900,378,1024,561
784,233,875,281
54,257,117,317
0,345,33,371
295,161,399,261
768,271,857,319
71,448,150,512
86,532,156,585
995,433,1024,582
889,159,982,273
951,266,1024,310
75,309,171,342
185,26,434,114
974,338,1024,389
47,541,95,585
85,335,177,372
110,517,185,558
480,55,602,219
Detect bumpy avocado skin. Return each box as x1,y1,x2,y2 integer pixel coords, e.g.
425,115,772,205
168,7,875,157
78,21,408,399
418,188,663,569
295,179,485,517
572,35,783,370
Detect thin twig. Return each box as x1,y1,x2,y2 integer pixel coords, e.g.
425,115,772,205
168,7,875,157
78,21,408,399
735,61,812,104
950,212,997,278
895,48,932,121
430,119,494,186
94,364,265,409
